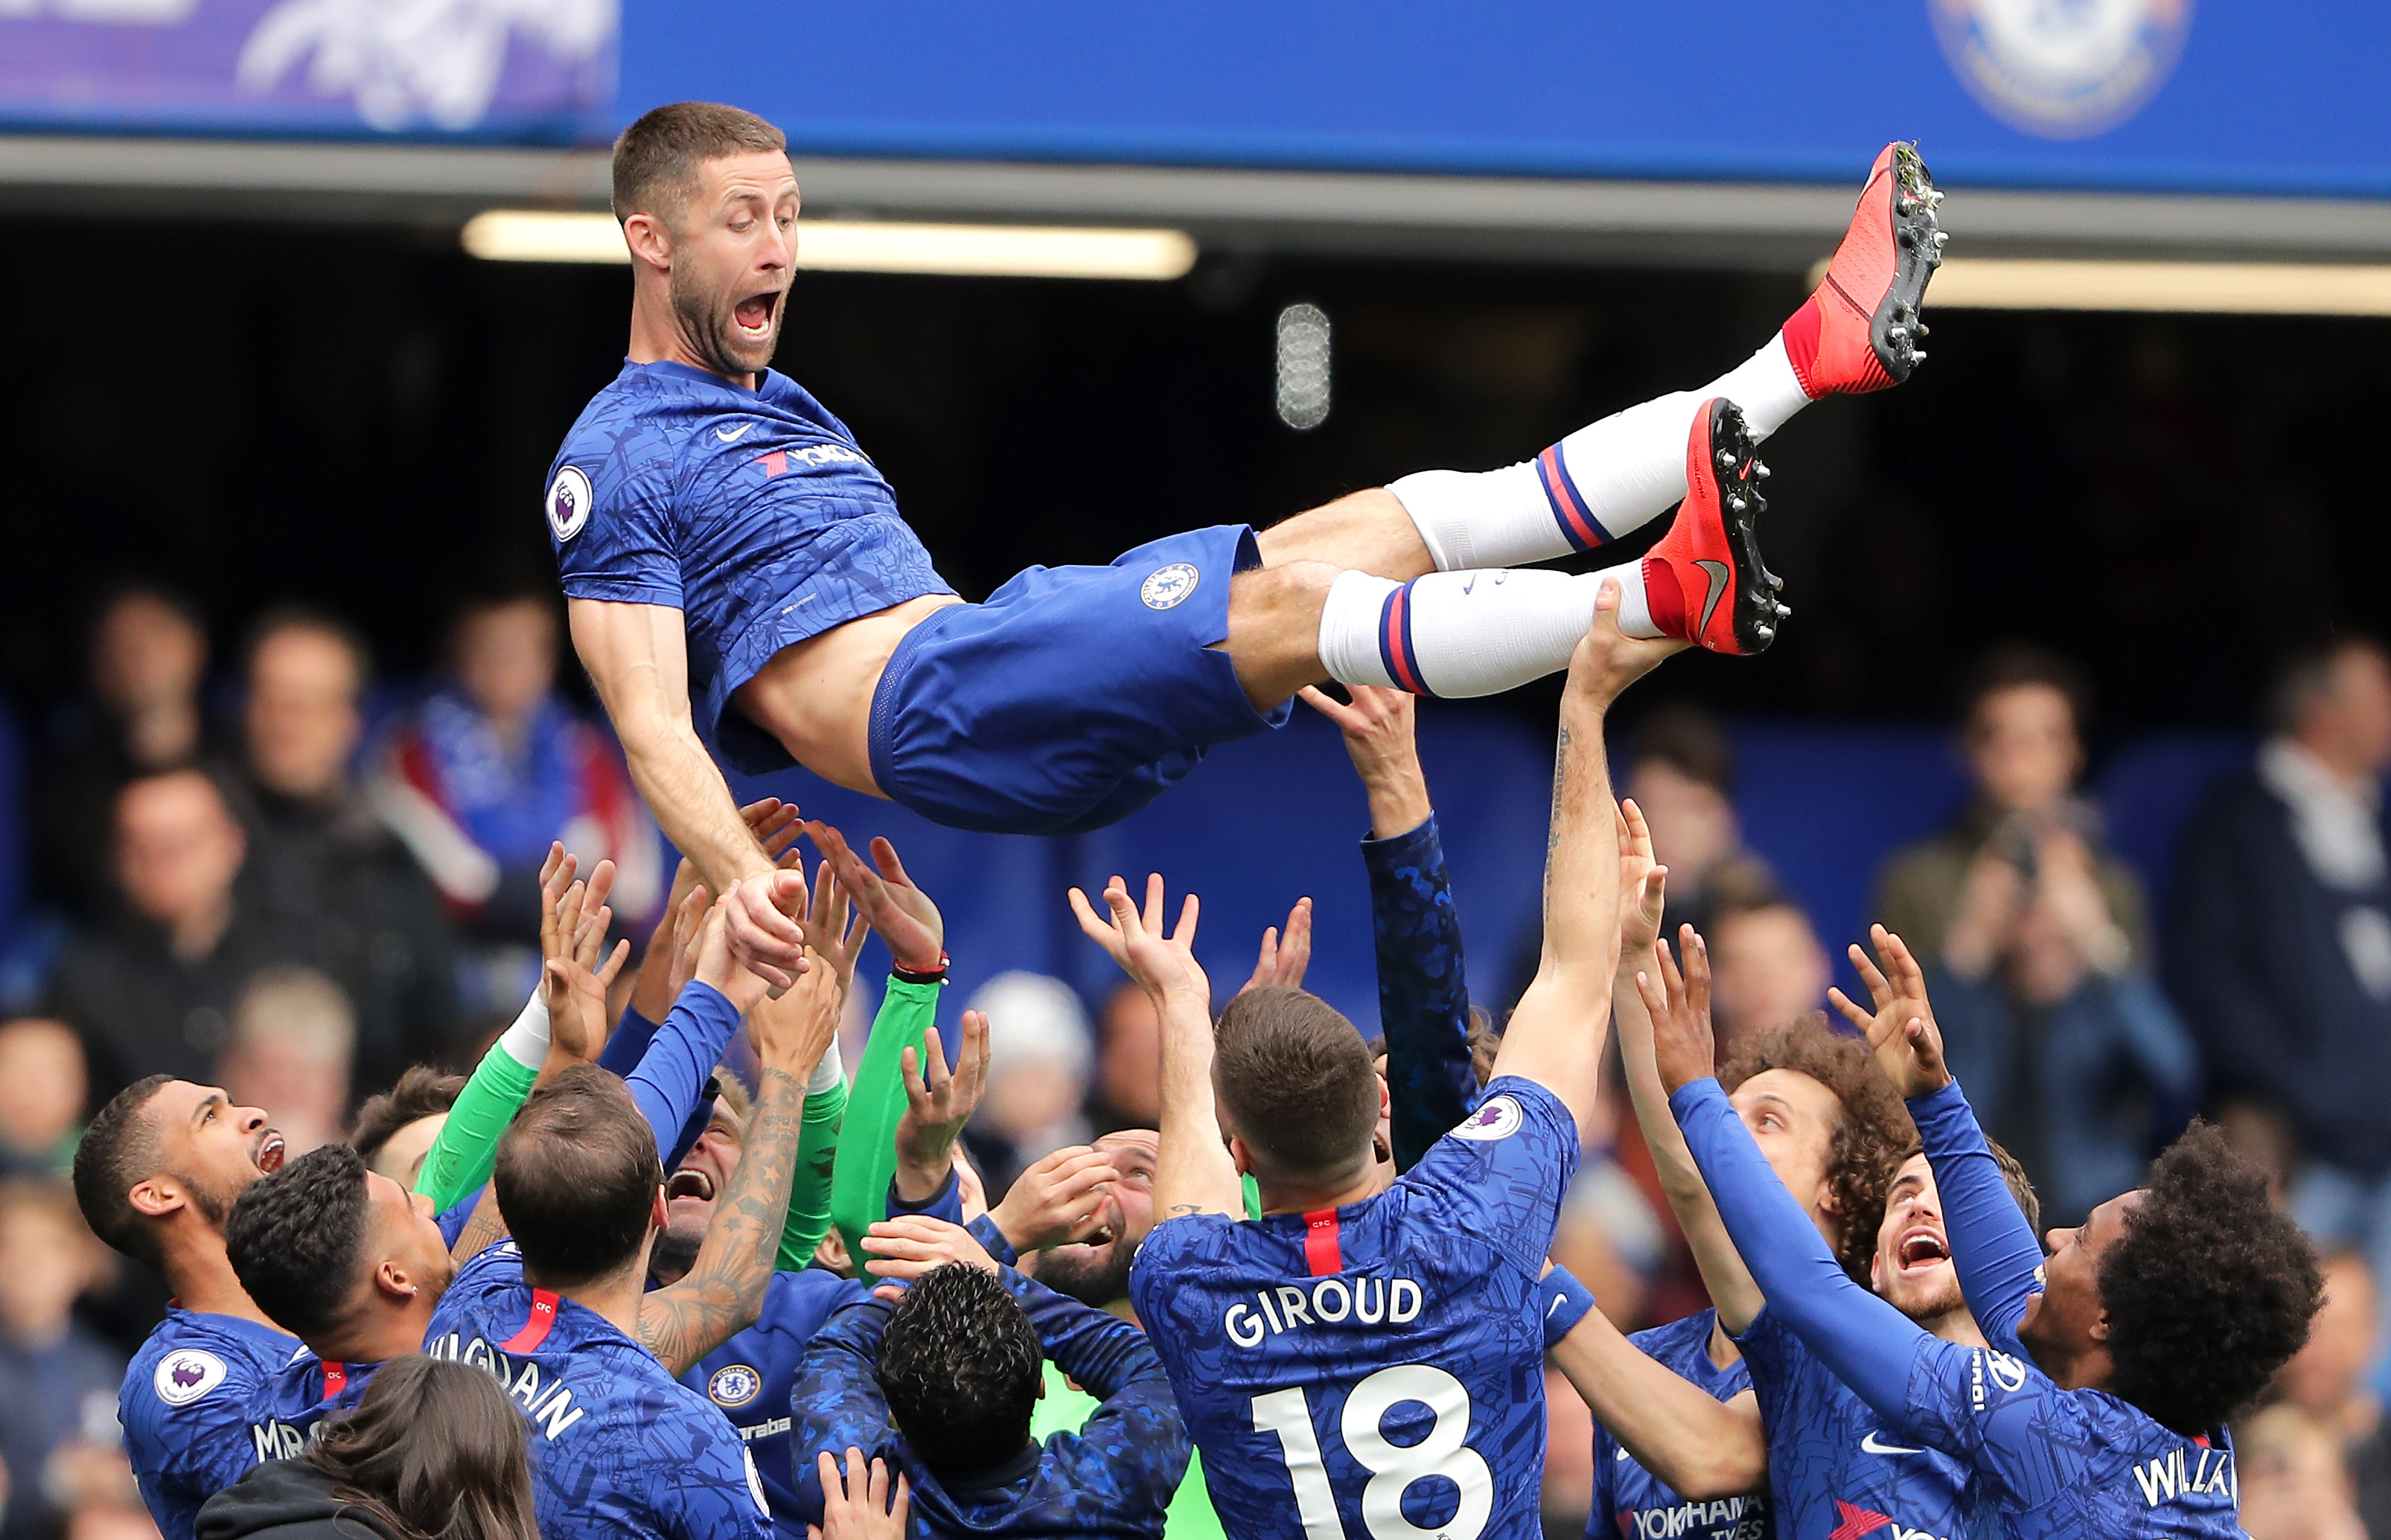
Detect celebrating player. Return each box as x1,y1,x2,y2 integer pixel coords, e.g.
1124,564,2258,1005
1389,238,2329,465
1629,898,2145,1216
1070,586,1673,1539
549,100,1942,978
1653,924,2323,1537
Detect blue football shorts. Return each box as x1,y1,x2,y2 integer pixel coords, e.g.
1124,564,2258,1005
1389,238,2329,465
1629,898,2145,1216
866,525,1292,836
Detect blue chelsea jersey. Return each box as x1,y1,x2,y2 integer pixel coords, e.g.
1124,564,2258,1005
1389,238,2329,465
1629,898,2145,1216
1130,1077,1580,1540
545,360,951,774
424,1242,770,1540
121,1309,299,1540
1738,1309,1964,1540
1589,1309,1769,1540
683,1268,865,1540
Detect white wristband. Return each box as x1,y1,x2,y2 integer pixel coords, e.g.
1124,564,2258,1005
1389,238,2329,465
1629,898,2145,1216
498,990,552,1071
807,1038,845,1095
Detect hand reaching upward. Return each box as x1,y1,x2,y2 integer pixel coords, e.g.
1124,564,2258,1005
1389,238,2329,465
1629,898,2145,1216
1617,799,1670,964
1068,873,1209,1008
1635,927,1717,1096
1242,896,1312,995
806,822,943,974
1829,924,1953,1099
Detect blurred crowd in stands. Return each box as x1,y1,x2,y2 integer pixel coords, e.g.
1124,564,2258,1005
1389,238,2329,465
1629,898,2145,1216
4,578,2391,1537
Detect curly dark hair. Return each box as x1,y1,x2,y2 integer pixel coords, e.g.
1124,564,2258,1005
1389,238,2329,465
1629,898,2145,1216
226,1143,371,1338
351,1066,467,1172
2100,1121,2323,1435
875,1263,1041,1474
1719,1014,1915,1282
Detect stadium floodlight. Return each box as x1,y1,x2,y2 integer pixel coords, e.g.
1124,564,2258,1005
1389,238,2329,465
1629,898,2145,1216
1820,257,2391,316
461,211,1198,280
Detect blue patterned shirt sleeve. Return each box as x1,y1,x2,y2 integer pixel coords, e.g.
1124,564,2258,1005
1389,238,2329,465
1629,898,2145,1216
1006,1271,1190,1515
1362,814,1481,1171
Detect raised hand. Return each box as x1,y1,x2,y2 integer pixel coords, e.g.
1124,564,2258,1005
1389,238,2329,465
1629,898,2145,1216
1297,682,1432,838
1241,896,1313,994
692,892,775,1015
806,822,943,974
1634,927,1717,1095
809,1449,908,1540
541,869,631,1064
1617,799,1670,962
1829,924,1953,1099
894,1013,992,1199
803,858,866,994
747,938,842,1081
1565,578,1688,712
858,1213,1001,1291
1067,873,1209,1006
989,1146,1125,1253
724,868,811,991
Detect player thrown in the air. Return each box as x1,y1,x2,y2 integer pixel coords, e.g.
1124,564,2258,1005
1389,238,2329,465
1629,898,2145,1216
550,102,1943,977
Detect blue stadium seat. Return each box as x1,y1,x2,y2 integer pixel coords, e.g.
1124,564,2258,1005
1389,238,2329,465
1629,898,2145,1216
2090,732,2254,919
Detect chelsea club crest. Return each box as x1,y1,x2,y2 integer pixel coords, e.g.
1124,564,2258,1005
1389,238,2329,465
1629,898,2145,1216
1929,0,2192,139
1140,563,1200,611
709,1364,763,1408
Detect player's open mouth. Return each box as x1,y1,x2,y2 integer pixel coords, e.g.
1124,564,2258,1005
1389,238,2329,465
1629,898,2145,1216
255,1132,287,1175
733,290,778,337
667,1170,717,1202
1895,1227,1949,1273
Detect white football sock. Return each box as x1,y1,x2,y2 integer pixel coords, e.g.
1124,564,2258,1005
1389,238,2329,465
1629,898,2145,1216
1316,563,1661,699
1387,334,1812,572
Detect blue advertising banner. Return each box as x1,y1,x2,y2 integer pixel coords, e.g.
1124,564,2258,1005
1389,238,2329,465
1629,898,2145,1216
4,1,2390,199
613,1,2391,198
0,0,616,140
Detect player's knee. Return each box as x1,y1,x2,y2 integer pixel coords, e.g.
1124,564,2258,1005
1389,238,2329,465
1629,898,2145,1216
1230,559,1341,621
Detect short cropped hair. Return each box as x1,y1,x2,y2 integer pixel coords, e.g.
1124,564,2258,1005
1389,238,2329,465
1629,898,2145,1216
244,604,371,694
494,1064,662,1286
2100,1121,2323,1434
70,1075,173,1270
875,1264,1041,1473
1720,1015,1914,1282
2266,635,2387,735
1632,703,1737,794
226,1143,370,1338
1213,988,1379,1180
611,102,788,226
1958,641,2092,735
351,1066,467,1170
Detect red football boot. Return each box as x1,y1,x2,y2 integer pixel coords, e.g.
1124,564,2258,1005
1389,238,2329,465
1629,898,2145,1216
1781,141,1944,397
1641,399,1787,656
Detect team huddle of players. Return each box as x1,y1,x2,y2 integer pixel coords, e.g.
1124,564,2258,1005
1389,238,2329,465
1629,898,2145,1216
66,100,2330,1540
73,643,2325,1540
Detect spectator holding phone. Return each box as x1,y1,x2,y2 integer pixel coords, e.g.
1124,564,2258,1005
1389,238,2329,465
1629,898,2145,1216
1873,643,2196,1224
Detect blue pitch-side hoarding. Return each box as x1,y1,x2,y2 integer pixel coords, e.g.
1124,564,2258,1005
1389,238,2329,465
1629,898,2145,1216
4,1,2390,199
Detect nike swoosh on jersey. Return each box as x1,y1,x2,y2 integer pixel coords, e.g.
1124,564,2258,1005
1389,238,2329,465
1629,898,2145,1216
1696,559,1731,637
1860,1431,1925,1455
715,423,754,443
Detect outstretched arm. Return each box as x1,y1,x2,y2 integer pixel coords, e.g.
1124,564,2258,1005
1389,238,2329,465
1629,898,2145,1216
1647,956,1931,1428
1548,1309,1768,1500
1073,875,1242,1221
1303,685,1479,1169
566,595,808,984
639,950,842,1376
1614,819,1765,1332
1490,582,1683,1137
1832,925,2046,1346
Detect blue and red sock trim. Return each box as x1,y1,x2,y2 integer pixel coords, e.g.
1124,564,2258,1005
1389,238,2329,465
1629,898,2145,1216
1376,582,1428,695
1536,444,1612,551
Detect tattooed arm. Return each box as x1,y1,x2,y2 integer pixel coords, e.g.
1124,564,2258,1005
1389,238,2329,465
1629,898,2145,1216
638,950,842,1376
1487,581,1682,1140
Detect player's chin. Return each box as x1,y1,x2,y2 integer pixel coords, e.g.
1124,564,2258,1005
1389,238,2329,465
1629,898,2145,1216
718,318,779,372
